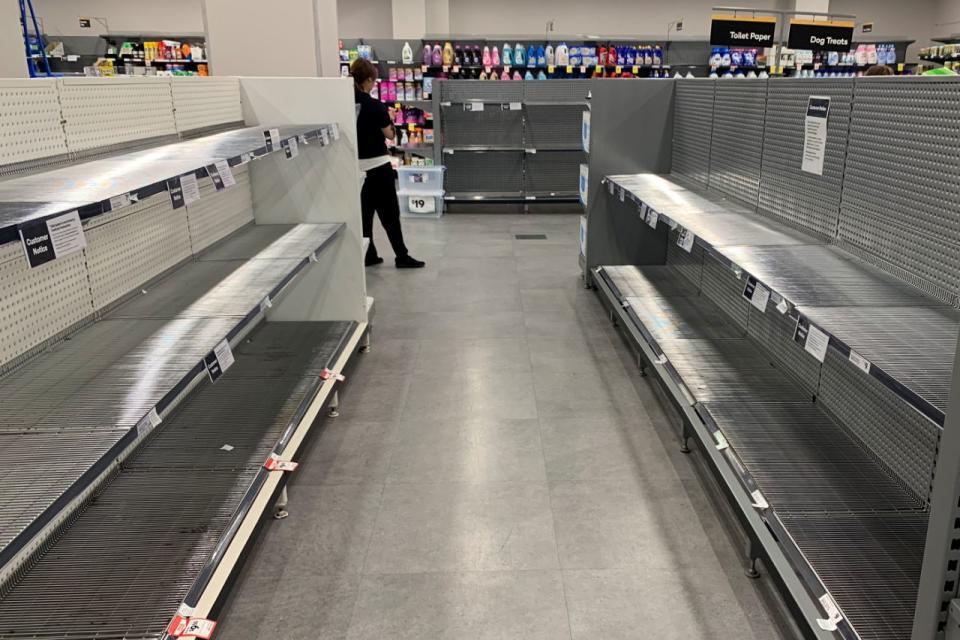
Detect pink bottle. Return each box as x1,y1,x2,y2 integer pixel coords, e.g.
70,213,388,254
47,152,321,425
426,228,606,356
513,70,522,80
501,70,512,80
492,46,500,66
482,46,492,66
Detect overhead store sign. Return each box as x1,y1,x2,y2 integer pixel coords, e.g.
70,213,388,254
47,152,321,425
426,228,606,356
788,19,855,51
710,15,777,48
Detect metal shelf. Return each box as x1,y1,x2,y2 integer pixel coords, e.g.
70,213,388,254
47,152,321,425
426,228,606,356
0,221,343,572
596,263,926,640
0,320,358,639
0,124,337,245
604,173,958,427
443,146,523,152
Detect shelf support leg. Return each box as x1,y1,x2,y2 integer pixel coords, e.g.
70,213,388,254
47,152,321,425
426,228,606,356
360,330,371,354
679,422,691,454
273,486,290,520
328,390,340,418
745,540,761,579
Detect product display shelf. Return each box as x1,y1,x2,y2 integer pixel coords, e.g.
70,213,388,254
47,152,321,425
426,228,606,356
0,220,344,579
594,262,927,640
0,124,338,244
603,173,958,429
0,320,359,639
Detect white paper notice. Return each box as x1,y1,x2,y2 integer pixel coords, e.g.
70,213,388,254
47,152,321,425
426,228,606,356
286,137,300,158
109,193,132,211
816,593,843,631
647,209,659,229
268,128,281,149
849,349,872,374
468,101,484,112
802,96,830,176
804,324,830,362
213,339,235,373
320,128,330,145
47,210,86,258
714,431,729,450
213,160,236,188
331,123,340,140
677,228,695,253
180,173,201,205
607,181,614,195
509,102,522,111
617,186,625,202
581,110,591,153
742,278,770,313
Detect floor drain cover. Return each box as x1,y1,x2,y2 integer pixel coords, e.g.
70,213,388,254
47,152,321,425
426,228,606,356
515,234,548,240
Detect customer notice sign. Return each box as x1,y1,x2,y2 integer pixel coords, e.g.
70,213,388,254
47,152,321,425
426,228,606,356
710,15,776,48
19,210,87,269
788,19,854,51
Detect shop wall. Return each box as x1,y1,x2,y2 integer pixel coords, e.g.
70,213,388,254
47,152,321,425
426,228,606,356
934,0,960,36
32,0,203,36
831,0,938,54
338,0,393,38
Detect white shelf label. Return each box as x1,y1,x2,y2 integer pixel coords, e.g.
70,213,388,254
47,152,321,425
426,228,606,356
607,180,614,195
136,407,162,436
320,128,330,146
817,593,843,631
794,317,829,363
204,339,235,382
260,296,272,312
776,297,789,314
181,618,217,639
581,109,591,153
509,102,522,111
331,124,341,141
714,431,729,450
848,349,871,374
467,101,484,112
285,137,300,159
802,96,830,176
742,277,770,313
617,185,625,202
407,196,436,214
647,209,659,229
214,160,236,188
180,173,201,205
109,193,132,211
268,128,281,149
751,489,769,510
677,228,695,253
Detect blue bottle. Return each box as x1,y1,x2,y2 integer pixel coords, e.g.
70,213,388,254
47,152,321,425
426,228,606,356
502,43,513,66
524,70,534,80
527,45,537,67
537,70,547,80
514,44,525,67
536,45,546,67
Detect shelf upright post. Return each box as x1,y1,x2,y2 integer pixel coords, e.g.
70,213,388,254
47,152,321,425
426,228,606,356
914,334,960,639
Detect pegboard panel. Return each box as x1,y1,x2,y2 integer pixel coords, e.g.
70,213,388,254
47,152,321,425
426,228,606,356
759,79,853,240
699,249,750,331
819,347,939,505
665,228,705,288
523,104,586,150
443,151,523,196
672,79,715,187
441,106,523,149
58,78,177,154
522,80,590,103
746,304,821,394
187,164,254,253
839,77,960,304
524,150,583,196
84,196,192,312
171,77,243,134
439,80,523,104
0,79,68,172
708,79,767,208
0,242,93,372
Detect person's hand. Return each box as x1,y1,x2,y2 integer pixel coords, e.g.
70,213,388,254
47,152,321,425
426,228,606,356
388,107,397,121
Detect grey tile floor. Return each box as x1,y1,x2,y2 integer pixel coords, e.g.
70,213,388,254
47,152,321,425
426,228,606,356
216,213,793,640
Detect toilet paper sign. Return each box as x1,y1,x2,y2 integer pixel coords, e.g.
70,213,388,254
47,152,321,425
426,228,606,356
802,96,830,176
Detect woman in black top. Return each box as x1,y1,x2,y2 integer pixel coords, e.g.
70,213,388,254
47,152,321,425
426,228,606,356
351,59,424,269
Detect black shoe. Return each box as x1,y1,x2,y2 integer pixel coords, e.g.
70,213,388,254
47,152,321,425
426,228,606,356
395,255,425,269
365,256,384,267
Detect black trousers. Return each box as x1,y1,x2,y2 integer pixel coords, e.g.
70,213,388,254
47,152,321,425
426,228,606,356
361,163,408,259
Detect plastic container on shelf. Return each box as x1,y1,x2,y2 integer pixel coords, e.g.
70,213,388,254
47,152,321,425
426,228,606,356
397,165,445,194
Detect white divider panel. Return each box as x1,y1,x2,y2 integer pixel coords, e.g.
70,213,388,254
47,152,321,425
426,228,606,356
83,195,192,312
0,79,69,170
186,164,254,252
0,242,93,371
171,77,243,134
58,77,177,153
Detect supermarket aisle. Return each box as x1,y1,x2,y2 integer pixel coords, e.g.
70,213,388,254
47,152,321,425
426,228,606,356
217,214,790,640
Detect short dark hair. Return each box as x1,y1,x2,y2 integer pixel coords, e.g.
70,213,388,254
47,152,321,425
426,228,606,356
864,64,895,76
350,59,378,86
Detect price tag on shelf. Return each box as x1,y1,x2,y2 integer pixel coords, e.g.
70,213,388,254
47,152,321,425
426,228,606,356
714,431,729,450
741,277,769,313
108,193,132,211
319,368,346,382
509,102,522,111
240,152,253,163
181,617,217,639
203,339,235,383
677,228,695,253
263,128,280,152
817,593,844,631
331,123,341,141
751,490,769,510
848,349,871,374
579,65,587,73
617,185,625,202
284,137,300,159
566,65,573,73
607,181,614,195
615,65,622,73
211,160,236,190
299,134,308,145
260,296,272,313
136,407,162,437
421,65,429,72
794,317,829,363
467,101,484,112
595,64,603,72
632,66,639,74
776,297,789,314
897,63,904,72
180,173,201,205
264,453,299,472
548,65,555,73
452,65,460,73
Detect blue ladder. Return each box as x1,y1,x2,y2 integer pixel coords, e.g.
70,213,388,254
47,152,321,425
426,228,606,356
19,0,54,77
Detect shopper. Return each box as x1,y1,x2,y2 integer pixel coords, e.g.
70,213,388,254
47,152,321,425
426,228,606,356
864,64,895,76
351,59,425,269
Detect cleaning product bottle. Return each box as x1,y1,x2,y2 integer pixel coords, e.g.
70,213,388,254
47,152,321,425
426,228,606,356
721,47,732,67
625,47,635,65
402,41,413,64
513,70,523,80
514,43,525,66
492,46,500,66
454,45,463,65
501,69,512,80
556,42,569,66
545,44,555,67
524,70,534,80
479,70,488,80
490,70,499,79
442,42,454,65
482,46,491,66
526,45,537,67
432,44,442,66
423,44,433,65
598,46,607,66
536,45,546,67
653,45,663,65
537,70,547,80
502,43,513,66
